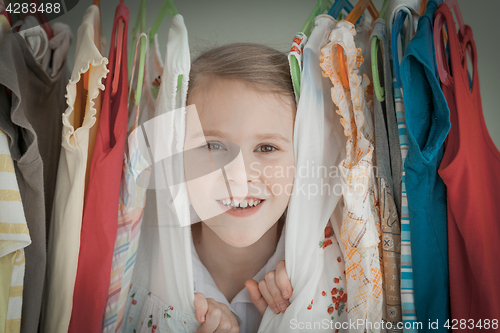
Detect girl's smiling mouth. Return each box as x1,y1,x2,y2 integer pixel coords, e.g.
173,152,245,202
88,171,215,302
216,198,265,217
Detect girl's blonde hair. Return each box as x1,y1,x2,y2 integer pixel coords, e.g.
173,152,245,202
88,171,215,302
187,43,295,105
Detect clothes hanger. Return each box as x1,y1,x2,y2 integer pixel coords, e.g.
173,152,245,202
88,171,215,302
125,32,148,163
148,0,183,92
370,0,391,102
13,15,48,62
337,0,379,89
379,0,391,20
370,37,384,102
128,0,146,74
391,10,406,88
129,33,148,110
327,0,354,21
112,0,126,95
289,0,332,100
301,0,333,37
133,1,147,105
390,0,431,88
149,0,178,46
433,0,464,85
24,0,53,39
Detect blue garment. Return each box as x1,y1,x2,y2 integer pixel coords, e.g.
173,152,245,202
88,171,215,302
400,0,451,331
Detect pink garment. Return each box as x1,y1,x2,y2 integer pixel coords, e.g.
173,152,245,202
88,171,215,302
436,3,500,327
68,4,129,332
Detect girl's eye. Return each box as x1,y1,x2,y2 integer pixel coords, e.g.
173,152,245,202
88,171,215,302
204,142,225,151
256,144,278,153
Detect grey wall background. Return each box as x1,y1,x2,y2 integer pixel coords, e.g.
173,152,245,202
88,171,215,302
57,0,500,149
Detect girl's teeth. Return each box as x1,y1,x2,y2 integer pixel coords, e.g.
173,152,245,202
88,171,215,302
219,199,262,208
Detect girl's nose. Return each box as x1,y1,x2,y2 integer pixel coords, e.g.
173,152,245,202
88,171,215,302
223,150,249,199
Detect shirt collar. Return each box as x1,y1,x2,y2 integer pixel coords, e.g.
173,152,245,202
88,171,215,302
191,224,286,308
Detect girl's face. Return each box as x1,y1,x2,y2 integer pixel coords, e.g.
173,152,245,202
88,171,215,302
185,78,295,248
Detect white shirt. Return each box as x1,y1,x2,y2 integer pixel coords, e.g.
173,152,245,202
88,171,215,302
191,225,286,333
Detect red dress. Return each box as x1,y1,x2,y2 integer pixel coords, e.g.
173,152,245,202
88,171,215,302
436,3,500,327
68,4,129,332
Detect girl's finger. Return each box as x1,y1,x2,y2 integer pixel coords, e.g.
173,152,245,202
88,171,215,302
264,270,290,313
245,279,268,316
198,298,222,333
194,292,208,324
258,278,279,315
275,260,293,299
219,303,239,333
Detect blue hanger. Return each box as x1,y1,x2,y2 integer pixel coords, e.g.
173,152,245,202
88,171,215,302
328,0,362,24
328,0,353,17
391,10,406,88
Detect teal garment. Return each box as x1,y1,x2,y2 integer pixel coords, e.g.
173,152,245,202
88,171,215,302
400,0,451,331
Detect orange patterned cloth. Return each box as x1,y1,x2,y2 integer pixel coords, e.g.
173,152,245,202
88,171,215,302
320,20,384,332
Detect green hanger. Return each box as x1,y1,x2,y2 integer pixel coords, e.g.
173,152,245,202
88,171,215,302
289,57,301,100
134,33,148,106
290,0,333,100
128,0,147,76
370,36,385,102
149,0,178,46
301,0,333,37
370,0,390,102
148,0,182,93
379,0,391,21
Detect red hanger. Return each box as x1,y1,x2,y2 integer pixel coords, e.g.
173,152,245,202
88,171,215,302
433,0,465,85
112,0,125,94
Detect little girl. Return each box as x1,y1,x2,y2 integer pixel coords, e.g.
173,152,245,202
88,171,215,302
184,43,297,333
126,21,349,331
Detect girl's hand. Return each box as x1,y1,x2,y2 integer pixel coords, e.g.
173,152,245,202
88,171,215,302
244,260,293,316
194,292,239,333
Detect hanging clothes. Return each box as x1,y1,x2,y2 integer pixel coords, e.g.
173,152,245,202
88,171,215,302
102,31,162,333
387,0,421,55
41,22,73,78
42,5,108,333
0,129,31,333
370,18,403,332
320,18,384,333
436,2,500,326
257,14,348,332
12,16,49,65
400,0,451,331
122,14,198,333
68,3,129,332
388,2,420,330
0,26,70,333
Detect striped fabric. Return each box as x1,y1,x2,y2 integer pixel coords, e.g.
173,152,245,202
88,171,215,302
393,79,418,332
0,129,31,333
102,81,153,333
